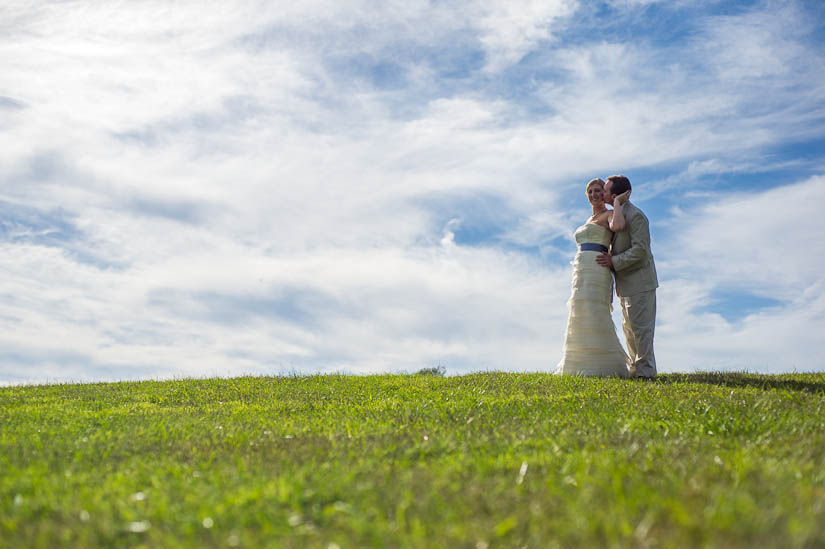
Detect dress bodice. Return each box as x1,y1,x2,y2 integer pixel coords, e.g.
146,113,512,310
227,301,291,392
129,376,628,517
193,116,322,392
574,223,612,247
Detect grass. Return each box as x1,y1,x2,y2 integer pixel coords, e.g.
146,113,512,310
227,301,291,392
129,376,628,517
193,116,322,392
1,372,824,548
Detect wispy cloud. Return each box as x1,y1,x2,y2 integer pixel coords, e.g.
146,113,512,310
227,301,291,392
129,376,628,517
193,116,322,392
663,175,824,299
654,174,825,371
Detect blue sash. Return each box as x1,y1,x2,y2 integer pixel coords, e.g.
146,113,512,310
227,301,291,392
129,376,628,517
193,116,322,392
578,243,608,253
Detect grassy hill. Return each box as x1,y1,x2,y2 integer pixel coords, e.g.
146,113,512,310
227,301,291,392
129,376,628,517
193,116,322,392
2,372,824,547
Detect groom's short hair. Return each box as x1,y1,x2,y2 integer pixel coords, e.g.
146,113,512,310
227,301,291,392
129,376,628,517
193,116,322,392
606,175,631,195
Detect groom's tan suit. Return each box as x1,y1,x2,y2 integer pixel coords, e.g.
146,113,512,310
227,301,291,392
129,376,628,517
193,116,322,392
610,201,658,378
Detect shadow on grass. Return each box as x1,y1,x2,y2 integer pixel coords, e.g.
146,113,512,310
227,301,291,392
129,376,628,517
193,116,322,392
657,372,825,395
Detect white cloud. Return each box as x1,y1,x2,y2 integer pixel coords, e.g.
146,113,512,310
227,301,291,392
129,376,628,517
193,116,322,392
476,0,576,71
654,175,825,372
0,238,573,383
698,3,808,81
663,175,824,297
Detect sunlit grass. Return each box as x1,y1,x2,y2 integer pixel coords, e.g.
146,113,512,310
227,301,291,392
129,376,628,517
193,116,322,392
2,372,824,547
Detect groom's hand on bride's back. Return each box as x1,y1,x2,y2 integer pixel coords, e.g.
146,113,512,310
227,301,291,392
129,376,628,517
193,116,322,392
596,252,612,268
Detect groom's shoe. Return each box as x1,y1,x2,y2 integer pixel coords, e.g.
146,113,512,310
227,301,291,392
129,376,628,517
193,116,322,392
632,375,657,381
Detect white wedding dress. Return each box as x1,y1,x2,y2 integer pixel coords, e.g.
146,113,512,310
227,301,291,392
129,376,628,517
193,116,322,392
555,223,629,377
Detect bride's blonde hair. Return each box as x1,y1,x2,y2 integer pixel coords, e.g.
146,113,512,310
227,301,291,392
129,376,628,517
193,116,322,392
585,178,605,194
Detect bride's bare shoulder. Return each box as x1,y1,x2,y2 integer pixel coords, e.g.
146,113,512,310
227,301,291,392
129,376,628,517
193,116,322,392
590,211,612,230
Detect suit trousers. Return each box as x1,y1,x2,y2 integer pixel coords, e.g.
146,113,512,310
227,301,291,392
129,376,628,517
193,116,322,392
619,289,657,378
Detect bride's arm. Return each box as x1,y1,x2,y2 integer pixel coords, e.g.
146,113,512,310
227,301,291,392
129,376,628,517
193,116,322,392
608,191,630,232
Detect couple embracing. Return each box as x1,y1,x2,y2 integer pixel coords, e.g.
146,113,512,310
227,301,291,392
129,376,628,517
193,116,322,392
556,175,658,379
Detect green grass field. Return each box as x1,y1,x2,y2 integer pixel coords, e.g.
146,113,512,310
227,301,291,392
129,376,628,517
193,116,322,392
2,372,824,548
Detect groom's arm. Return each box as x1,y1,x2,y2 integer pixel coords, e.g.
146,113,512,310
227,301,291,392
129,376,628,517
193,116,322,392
611,213,651,272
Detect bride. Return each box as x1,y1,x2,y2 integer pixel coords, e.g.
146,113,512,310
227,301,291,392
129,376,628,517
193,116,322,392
556,178,630,377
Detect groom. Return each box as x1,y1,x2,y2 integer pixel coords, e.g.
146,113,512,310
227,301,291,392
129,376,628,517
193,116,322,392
596,175,659,379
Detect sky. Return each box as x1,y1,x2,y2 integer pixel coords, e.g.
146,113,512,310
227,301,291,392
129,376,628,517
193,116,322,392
1,0,824,384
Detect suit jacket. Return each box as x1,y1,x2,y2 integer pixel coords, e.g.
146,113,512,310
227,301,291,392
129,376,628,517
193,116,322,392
610,201,658,297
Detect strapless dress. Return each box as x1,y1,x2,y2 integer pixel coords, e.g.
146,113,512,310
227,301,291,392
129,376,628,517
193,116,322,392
555,223,629,377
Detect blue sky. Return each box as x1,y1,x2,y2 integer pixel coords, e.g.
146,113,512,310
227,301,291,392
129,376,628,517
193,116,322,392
1,0,824,383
